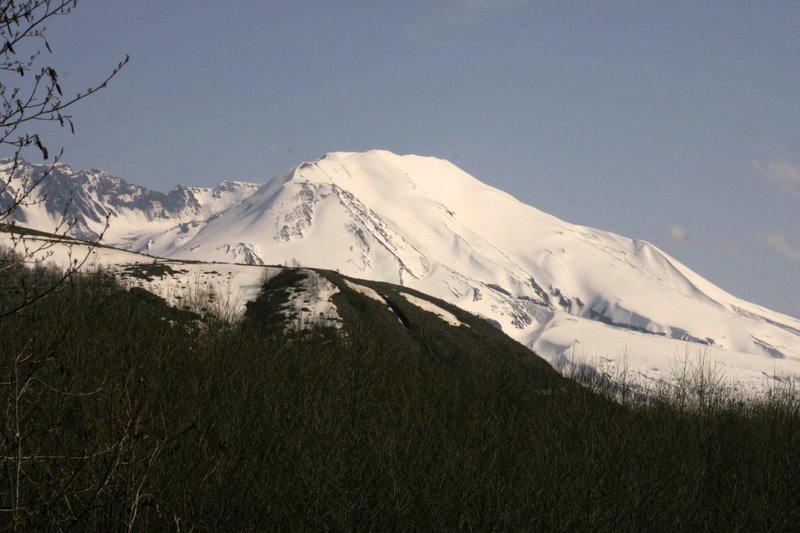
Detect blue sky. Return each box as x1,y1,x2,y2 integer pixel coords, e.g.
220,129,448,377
20,0,800,317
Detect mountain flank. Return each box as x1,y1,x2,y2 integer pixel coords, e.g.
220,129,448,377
3,151,799,387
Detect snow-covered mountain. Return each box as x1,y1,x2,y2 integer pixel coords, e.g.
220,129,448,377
0,158,260,244
3,151,800,387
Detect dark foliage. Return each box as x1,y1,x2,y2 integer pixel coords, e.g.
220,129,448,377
1,256,799,531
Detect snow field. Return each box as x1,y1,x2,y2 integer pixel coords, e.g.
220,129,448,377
401,292,465,327
280,269,342,331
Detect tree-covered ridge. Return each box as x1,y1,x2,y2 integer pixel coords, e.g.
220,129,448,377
1,251,799,531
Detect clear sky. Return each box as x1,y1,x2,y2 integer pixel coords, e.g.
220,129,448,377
19,0,800,317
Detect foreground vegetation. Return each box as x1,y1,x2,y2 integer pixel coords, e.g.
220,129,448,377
1,256,799,531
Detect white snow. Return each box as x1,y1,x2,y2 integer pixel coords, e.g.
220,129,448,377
0,231,270,319
530,313,800,389
4,151,800,389
0,231,343,335
343,279,386,305
401,292,465,327
281,269,341,330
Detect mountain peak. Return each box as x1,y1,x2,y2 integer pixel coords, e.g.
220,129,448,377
4,151,800,388
285,150,493,209
0,157,75,175
320,148,419,161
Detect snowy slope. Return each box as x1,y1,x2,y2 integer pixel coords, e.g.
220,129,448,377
3,151,800,387
0,228,269,317
0,158,260,246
